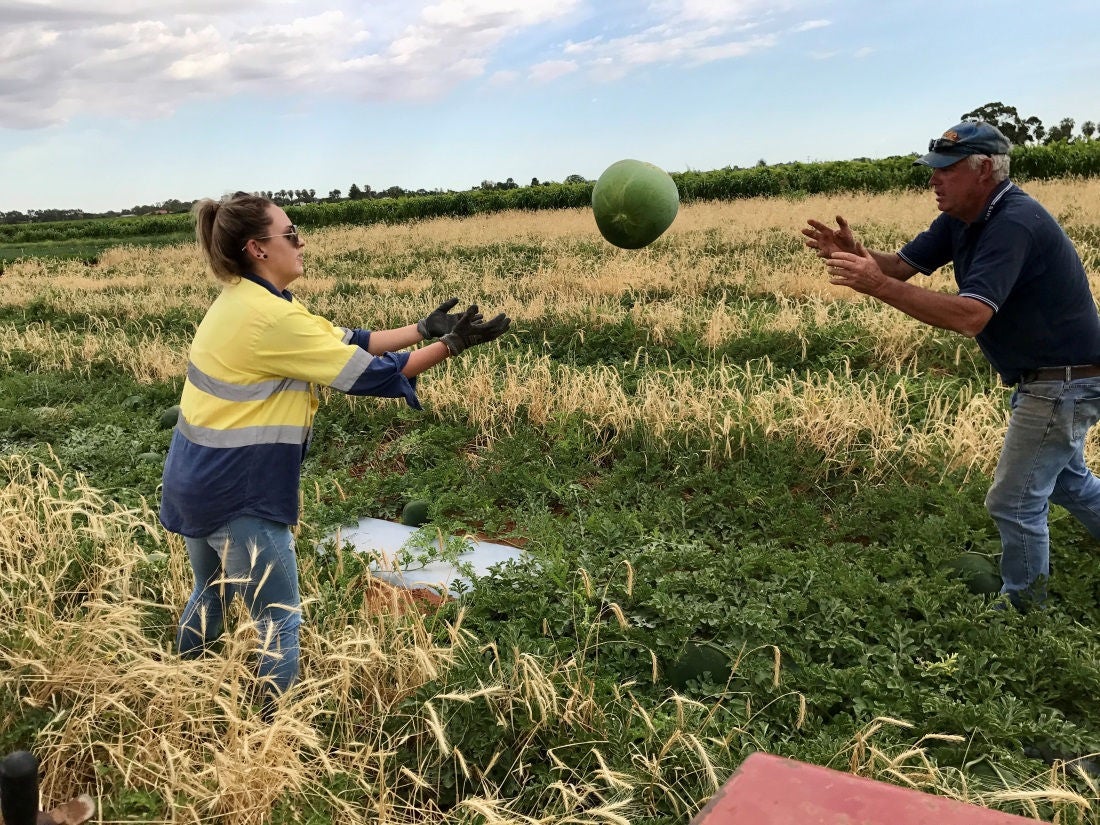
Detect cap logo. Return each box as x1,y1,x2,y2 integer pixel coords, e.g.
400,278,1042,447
941,130,959,142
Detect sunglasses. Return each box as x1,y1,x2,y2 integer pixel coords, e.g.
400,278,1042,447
242,224,301,251
928,137,964,153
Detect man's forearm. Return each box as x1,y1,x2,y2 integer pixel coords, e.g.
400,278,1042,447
868,249,917,281
873,277,992,337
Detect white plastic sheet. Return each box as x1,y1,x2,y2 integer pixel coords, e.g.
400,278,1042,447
324,517,525,597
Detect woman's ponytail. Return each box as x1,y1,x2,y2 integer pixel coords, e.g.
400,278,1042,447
191,192,273,282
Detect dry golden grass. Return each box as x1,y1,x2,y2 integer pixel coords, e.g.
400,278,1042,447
4,454,792,823
4,180,1100,478
844,717,1099,823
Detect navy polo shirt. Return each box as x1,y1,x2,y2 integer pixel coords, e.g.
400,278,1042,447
898,180,1100,385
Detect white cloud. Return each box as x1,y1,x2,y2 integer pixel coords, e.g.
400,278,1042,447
546,0,817,84
529,59,578,82
489,69,520,85
0,1,587,127
0,0,814,129
563,35,603,54
421,0,577,29
652,0,777,24
566,21,778,81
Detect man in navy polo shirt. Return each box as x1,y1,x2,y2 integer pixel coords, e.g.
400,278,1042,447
802,121,1100,611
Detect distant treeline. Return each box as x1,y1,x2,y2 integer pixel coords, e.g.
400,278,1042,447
4,140,1100,246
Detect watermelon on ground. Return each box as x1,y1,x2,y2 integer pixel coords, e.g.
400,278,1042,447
943,552,1002,595
666,641,729,689
158,405,180,430
401,500,431,527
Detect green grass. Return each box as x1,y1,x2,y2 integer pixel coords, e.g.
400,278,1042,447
0,232,192,263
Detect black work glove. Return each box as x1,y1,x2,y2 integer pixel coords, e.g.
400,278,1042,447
440,305,511,355
417,298,473,339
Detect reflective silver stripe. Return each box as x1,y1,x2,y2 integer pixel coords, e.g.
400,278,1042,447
187,362,310,402
177,417,309,448
330,347,375,392
339,327,354,344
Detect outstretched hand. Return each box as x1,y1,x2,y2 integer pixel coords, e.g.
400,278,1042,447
441,305,511,355
802,215,857,259
417,298,475,339
824,243,888,296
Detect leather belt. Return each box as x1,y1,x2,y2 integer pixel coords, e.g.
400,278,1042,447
1020,365,1100,383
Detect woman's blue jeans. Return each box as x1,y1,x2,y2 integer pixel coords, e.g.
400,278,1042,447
177,516,301,696
985,377,1100,608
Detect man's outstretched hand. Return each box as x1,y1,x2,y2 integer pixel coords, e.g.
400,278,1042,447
802,215,857,259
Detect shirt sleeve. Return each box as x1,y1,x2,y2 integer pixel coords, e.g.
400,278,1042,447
898,214,954,275
254,308,421,409
341,328,371,350
953,218,1033,312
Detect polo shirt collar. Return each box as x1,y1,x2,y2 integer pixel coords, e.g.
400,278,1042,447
242,272,294,302
974,179,1015,225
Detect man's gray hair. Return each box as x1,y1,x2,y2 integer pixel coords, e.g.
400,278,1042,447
968,153,1010,182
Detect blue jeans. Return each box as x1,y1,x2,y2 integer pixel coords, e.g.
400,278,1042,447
985,377,1100,609
177,516,301,695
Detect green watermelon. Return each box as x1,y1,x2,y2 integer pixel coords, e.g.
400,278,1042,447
591,159,679,249
158,405,180,430
943,552,1002,595
400,499,431,527
666,641,728,689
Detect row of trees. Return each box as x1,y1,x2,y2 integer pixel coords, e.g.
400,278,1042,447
3,103,1095,224
0,198,195,225
0,176,597,224
7,136,1100,245
960,102,1096,145
341,175,588,201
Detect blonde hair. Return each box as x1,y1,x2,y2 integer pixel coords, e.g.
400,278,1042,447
191,192,274,282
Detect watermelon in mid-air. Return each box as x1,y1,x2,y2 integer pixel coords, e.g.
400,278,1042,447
591,159,680,249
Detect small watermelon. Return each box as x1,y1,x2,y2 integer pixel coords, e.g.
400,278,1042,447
401,499,431,527
158,405,181,430
943,552,1002,595
591,159,679,249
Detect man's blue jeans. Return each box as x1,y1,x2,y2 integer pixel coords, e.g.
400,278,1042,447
177,516,302,695
985,376,1100,608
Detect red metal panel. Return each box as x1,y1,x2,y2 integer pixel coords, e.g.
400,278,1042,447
692,753,1036,824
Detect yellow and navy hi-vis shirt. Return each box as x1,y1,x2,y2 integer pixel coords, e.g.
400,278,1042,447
160,274,418,538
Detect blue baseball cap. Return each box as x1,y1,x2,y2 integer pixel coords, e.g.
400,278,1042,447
914,121,1012,168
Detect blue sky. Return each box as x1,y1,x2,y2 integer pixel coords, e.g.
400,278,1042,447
2,0,1098,213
